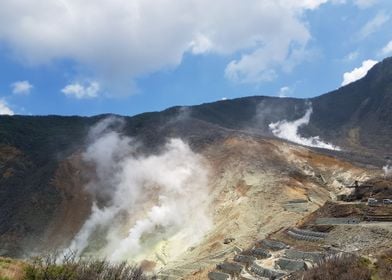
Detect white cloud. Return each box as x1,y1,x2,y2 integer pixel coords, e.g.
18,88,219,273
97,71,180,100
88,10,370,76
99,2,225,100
0,0,329,93
11,80,33,95
62,81,100,99
341,59,377,86
331,0,378,8
281,0,329,10
334,0,378,8
344,51,359,61
277,86,293,98
0,99,14,115
354,0,377,8
381,40,392,56
330,0,347,4
189,34,213,55
358,12,390,40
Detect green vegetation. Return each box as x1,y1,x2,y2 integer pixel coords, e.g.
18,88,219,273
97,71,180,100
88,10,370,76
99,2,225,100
291,251,392,280
374,249,392,280
1,254,148,280
296,254,372,280
23,253,147,280
0,257,25,280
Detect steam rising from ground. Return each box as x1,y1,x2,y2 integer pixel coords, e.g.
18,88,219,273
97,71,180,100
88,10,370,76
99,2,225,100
383,162,392,178
67,117,211,264
269,106,341,150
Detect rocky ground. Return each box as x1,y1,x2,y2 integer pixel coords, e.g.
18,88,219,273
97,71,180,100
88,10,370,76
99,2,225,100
150,135,380,279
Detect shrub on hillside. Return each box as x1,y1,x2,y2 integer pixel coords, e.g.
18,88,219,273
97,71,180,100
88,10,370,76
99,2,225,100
292,254,371,280
23,252,146,280
375,249,392,279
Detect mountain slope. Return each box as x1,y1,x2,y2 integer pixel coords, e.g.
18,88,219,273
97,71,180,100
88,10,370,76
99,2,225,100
310,57,392,155
0,58,391,262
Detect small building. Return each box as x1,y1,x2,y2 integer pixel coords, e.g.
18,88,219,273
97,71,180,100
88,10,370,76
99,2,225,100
233,254,256,265
216,262,243,276
260,239,289,251
208,271,230,280
249,248,271,259
250,263,285,279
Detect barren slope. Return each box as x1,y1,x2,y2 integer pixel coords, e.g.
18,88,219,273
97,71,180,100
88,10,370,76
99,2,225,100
153,135,374,278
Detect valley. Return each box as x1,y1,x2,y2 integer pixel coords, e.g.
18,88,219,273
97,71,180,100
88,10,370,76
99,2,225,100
1,58,392,279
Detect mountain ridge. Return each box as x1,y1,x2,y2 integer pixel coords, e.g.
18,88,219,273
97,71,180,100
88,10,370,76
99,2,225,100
0,57,391,266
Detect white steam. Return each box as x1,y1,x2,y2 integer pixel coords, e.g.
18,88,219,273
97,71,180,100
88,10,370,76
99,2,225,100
269,106,341,150
383,162,392,178
67,117,211,264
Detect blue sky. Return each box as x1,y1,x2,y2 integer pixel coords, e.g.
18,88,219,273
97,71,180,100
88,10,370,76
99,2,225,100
0,0,391,116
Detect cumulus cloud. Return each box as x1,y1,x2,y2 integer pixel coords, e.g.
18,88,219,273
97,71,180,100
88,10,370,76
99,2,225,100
277,86,292,98
344,51,359,61
62,82,100,99
269,104,341,150
66,118,211,265
381,40,392,56
0,99,14,115
331,0,377,8
0,0,329,93
278,0,330,10
358,12,390,40
341,59,377,86
224,25,309,83
11,80,33,95
189,34,213,55
354,0,377,8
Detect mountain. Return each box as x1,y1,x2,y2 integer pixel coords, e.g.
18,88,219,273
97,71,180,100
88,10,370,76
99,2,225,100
190,57,392,157
0,58,392,278
310,57,392,156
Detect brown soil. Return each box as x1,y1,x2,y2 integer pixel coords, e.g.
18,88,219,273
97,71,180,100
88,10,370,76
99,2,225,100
0,145,23,163
44,154,93,249
298,201,365,227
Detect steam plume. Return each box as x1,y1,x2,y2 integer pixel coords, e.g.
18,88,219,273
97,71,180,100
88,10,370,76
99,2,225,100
383,162,392,178
269,105,341,150
67,117,211,265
